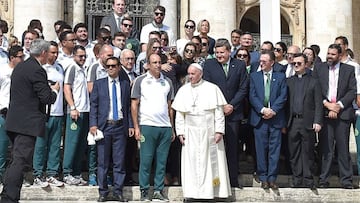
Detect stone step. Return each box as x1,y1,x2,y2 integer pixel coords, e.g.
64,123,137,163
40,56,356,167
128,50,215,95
3,175,359,202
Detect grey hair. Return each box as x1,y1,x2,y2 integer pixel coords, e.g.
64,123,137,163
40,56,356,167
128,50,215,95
30,39,50,57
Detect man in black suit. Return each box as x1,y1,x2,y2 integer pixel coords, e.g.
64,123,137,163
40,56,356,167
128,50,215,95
1,39,59,203
100,0,139,39
286,53,323,189
203,38,248,188
312,44,356,189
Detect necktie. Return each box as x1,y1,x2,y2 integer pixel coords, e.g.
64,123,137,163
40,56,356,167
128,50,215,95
330,66,337,102
223,64,228,76
264,72,270,107
112,80,119,120
117,17,122,31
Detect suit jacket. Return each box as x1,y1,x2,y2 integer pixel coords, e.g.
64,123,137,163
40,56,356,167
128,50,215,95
248,70,287,128
286,74,323,129
249,61,287,73
100,13,139,39
203,58,248,121
5,57,57,137
89,76,132,132
312,62,356,120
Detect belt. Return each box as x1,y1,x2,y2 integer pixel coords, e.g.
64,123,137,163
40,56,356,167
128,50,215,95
292,114,303,119
106,119,123,125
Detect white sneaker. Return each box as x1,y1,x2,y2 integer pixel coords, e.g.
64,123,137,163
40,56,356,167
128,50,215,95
33,177,49,188
74,175,87,186
46,176,64,187
64,175,80,185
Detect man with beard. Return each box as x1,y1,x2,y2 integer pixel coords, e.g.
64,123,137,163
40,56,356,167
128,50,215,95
74,23,95,68
312,44,356,189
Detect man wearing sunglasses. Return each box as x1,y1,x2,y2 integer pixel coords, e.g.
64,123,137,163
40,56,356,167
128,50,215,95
100,0,139,40
286,53,322,189
140,5,175,52
120,17,140,57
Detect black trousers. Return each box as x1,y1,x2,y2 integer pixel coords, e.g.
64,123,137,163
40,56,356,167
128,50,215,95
319,118,353,186
287,118,315,186
224,120,241,187
0,132,36,203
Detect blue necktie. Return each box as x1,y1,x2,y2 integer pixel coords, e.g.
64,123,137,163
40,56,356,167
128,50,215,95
112,80,118,120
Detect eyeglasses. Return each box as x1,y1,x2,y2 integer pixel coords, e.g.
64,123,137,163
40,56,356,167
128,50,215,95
185,49,194,54
152,46,161,51
201,43,208,46
291,62,303,66
237,54,248,58
102,36,111,41
184,25,194,29
122,23,133,28
106,64,118,69
123,57,135,61
154,12,164,16
274,48,283,52
75,55,87,58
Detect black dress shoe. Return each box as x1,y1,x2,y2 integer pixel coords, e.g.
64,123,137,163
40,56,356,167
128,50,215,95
98,196,108,202
343,184,354,189
309,184,317,190
113,194,128,202
318,182,329,188
261,182,269,189
269,182,279,189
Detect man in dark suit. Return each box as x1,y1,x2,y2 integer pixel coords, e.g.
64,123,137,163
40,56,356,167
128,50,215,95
312,44,356,189
1,39,59,203
203,38,248,188
248,50,287,190
90,56,132,202
286,53,323,189
100,0,139,39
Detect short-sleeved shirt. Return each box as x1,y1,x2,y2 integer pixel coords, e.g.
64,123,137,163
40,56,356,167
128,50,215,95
57,48,74,71
131,72,174,127
0,64,13,109
87,60,107,82
140,22,176,46
43,62,64,116
64,62,90,113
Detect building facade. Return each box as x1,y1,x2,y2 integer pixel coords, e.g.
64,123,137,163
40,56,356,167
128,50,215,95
0,0,358,61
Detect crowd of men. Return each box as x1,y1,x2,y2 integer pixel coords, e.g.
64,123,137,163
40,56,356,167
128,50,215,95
0,0,360,202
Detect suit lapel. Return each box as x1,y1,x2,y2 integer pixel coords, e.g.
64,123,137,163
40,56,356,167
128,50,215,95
337,64,344,99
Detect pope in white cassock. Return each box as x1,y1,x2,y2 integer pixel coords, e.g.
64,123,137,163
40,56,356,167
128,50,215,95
172,63,232,200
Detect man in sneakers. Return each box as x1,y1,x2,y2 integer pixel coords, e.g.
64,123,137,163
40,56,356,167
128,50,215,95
32,41,64,188
63,45,90,186
131,53,175,201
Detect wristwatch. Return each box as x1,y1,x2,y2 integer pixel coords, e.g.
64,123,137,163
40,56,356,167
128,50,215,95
70,105,76,111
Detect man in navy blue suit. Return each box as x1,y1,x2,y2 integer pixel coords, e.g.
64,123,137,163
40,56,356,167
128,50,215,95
203,38,248,188
89,56,132,202
248,50,287,190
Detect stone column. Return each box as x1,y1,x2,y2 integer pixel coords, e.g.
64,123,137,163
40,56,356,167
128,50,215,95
73,0,85,25
160,0,178,39
14,0,62,41
260,0,281,43
306,0,353,60
189,0,236,42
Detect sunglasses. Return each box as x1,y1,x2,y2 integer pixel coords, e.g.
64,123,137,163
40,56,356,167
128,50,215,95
152,46,161,51
201,43,208,46
155,12,164,16
237,54,248,58
106,64,118,69
185,49,194,54
274,48,283,52
291,62,303,66
122,23,133,28
102,36,111,41
184,25,194,29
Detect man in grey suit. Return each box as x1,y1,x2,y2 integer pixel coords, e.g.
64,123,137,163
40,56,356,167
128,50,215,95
100,0,139,39
312,44,356,189
1,39,59,203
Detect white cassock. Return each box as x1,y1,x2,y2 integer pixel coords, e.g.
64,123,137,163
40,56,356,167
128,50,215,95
172,79,231,199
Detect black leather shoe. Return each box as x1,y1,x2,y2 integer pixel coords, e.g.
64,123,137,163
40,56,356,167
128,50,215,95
343,184,354,189
113,194,128,202
98,196,108,202
261,182,269,189
309,184,317,190
318,182,329,188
